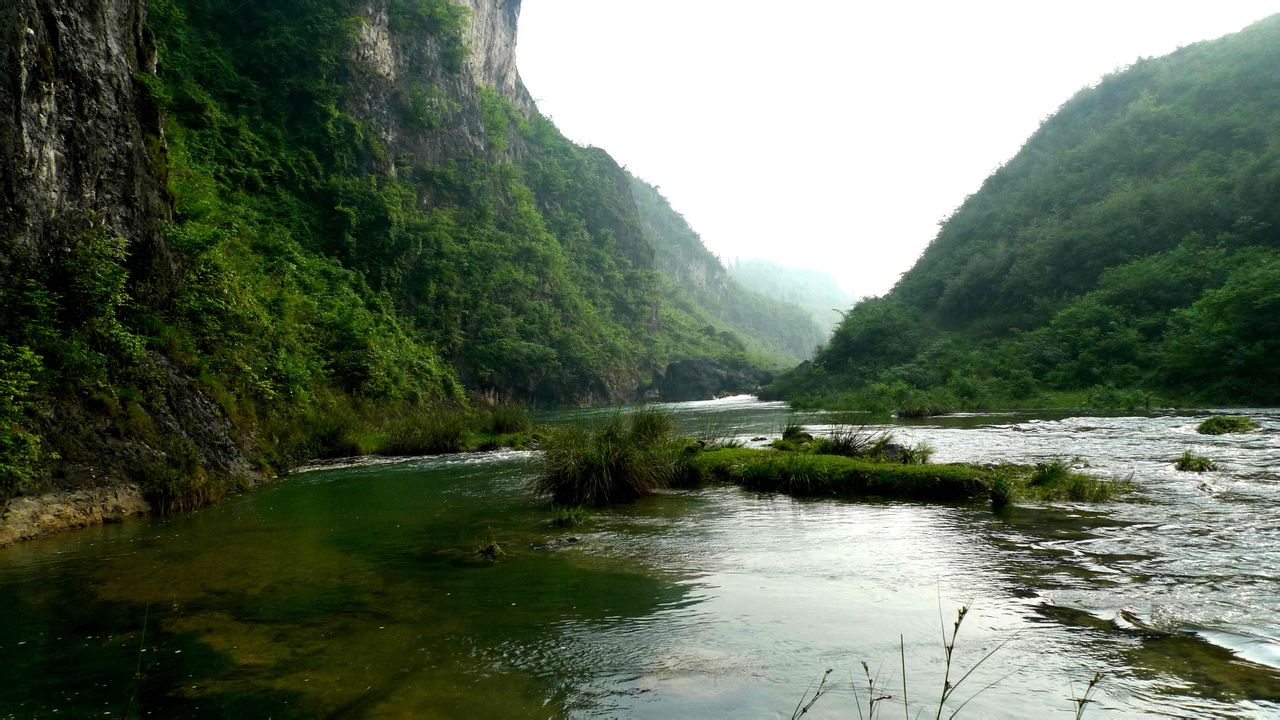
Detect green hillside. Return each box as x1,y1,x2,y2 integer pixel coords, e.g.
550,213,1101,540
0,0,810,500
769,16,1280,410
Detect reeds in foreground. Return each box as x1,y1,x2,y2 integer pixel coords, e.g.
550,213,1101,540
788,604,1103,717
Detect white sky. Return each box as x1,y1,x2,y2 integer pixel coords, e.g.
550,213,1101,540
516,1,1280,297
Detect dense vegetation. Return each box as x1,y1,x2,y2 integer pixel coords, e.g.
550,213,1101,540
0,0,810,501
768,16,1280,410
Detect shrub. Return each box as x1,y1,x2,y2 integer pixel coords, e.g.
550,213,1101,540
1196,415,1259,435
1174,450,1218,472
0,344,45,499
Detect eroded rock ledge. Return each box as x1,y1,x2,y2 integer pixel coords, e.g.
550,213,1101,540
0,485,151,547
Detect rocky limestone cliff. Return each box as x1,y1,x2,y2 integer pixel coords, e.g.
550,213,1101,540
0,0,172,284
0,0,260,508
351,0,534,173
457,0,529,109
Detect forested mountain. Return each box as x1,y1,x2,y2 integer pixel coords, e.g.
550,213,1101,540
769,15,1280,409
727,259,853,335
0,0,804,501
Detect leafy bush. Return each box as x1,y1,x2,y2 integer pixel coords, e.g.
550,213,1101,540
895,400,955,418
0,344,45,499
1196,415,1259,435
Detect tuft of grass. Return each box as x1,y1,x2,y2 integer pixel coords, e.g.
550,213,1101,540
550,505,591,527
1174,450,1218,472
990,474,1016,510
1019,459,1127,502
1196,415,1259,435
899,441,935,465
696,418,744,449
532,411,681,506
473,535,505,560
1029,459,1072,487
781,420,812,442
811,424,894,459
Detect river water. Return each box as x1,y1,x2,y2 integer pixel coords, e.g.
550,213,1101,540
0,397,1277,718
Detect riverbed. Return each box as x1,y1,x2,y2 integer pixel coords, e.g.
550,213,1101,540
1,397,1277,718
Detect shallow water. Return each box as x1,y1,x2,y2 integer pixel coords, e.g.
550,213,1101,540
1,398,1278,718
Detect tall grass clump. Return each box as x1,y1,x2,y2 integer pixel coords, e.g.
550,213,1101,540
1196,415,1258,435
383,409,469,455
1174,451,1217,472
533,411,680,506
629,406,675,444
481,403,533,434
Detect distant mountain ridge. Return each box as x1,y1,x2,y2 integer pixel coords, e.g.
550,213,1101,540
727,259,853,335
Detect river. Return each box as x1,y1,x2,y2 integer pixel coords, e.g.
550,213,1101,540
0,397,1276,718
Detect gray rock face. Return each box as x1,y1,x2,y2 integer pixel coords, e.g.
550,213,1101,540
349,0,535,174
656,359,773,402
0,0,172,283
0,0,259,514
459,0,530,109
0,484,151,546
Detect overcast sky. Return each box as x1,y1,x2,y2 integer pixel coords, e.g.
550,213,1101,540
516,1,1280,296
